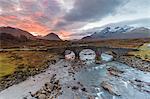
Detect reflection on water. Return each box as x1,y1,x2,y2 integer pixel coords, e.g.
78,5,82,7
60,61,150,99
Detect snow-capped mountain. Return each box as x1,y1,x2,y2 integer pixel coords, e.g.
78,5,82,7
82,26,150,40
91,25,135,37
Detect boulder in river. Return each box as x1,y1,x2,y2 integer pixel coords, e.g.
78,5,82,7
107,66,124,77
79,49,96,64
38,94,46,99
101,81,121,96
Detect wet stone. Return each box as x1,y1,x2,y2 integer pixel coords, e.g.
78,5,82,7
38,94,46,99
72,86,79,90
81,88,87,92
101,81,121,96
107,66,124,77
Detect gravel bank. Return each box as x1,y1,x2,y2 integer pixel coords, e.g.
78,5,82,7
0,58,59,92
115,56,150,72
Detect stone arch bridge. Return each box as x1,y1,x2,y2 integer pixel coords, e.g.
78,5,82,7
47,45,137,58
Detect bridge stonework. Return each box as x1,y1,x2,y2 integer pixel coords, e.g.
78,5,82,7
47,45,136,59
64,46,98,59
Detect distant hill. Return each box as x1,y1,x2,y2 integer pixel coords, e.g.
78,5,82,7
42,33,61,40
0,33,29,43
0,26,37,48
82,36,92,40
0,26,35,40
82,26,150,40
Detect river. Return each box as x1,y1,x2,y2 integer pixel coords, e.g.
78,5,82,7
0,60,150,99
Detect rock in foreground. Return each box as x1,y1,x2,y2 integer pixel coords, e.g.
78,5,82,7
101,81,121,96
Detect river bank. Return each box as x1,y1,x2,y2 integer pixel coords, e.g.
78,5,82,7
0,51,61,91
0,46,150,99
0,58,150,99
115,56,150,72
0,51,150,92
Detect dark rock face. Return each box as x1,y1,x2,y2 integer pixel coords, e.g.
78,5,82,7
42,33,61,40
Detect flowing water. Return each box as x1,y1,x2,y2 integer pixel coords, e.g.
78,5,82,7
60,61,150,99
0,60,150,99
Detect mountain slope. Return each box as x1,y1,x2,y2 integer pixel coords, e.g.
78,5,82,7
0,26,37,48
0,26,35,40
42,33,61,40
82,26,150,40
108,27,150,39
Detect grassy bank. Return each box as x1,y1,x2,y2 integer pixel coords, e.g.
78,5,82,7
0,54,16,79
0,50,61,91
0,51,59,79
128,43,150,62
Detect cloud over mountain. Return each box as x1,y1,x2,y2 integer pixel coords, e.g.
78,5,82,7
55,0,125,29
0,0,149,40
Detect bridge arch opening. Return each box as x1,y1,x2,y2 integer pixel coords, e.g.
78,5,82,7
64,50,75,61
79,49,96,64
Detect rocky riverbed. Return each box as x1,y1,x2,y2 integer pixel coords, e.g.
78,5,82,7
0,57,150,99
0,58,59,92
0,48,150,99
115,56,150,72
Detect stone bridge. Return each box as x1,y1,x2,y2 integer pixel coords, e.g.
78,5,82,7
47,45,137,58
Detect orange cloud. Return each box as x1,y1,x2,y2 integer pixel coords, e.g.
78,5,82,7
5,15,17,19
0,15,17,24
16,21,50,35
58,30,71,39
0,15,71,40
34,12,44,17
0,0,73,40
0,15,51,36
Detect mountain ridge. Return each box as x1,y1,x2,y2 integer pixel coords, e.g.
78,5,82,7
82,26,150,40
0,26,35,40
42,33,61,41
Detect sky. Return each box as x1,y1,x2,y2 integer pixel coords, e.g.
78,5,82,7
0,0,150,40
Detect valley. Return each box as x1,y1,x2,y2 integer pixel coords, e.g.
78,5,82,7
0,0,149,98
0,26,150,99
0,38,150,98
